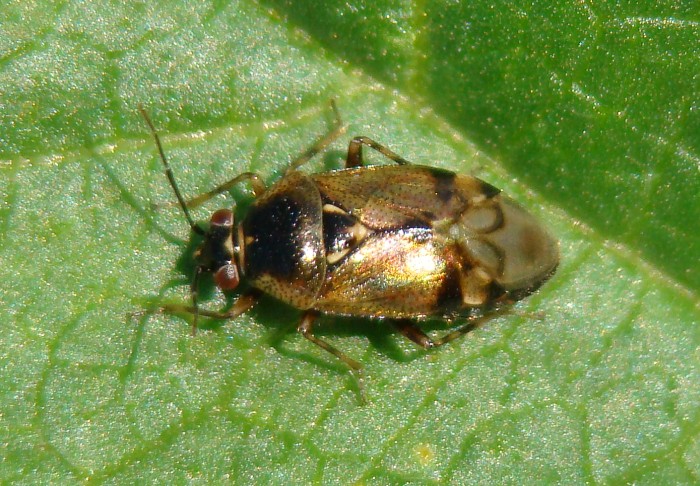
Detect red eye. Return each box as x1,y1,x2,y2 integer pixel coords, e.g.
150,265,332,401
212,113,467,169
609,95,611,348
214,264,239,290
210,209,234,227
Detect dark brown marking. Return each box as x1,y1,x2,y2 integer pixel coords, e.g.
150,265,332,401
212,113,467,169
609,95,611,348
478,179,501,199
505,261,559,301
487,281,507,302
431,168,457,203
323,208,359,255
478,203,505,235
398,217,432,231
420,210,436,221
435,251,466,314
491,240,507,277
492,203,505,232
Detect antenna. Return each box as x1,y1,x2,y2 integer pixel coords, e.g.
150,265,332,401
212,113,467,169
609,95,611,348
139,106,205,334
139,106,204,236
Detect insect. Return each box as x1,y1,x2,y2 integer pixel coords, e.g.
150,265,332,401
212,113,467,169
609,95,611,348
139,103,558,391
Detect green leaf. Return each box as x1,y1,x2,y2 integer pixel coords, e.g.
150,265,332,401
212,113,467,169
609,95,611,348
1,1,698,483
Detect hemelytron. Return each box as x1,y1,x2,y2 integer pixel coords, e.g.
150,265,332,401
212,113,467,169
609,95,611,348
139,103,558,394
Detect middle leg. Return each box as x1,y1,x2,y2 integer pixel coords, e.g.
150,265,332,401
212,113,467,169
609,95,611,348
297,311,366,403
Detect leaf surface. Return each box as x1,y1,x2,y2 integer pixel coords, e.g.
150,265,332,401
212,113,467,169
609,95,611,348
1,1,698,483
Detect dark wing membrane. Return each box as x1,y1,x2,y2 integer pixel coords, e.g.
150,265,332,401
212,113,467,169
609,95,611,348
314,228,464,319
313,165,496,231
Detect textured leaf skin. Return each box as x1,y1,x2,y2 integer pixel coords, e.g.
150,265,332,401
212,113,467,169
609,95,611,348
1,1,698,483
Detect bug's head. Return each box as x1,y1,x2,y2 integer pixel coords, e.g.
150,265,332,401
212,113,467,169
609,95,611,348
194,208,241,292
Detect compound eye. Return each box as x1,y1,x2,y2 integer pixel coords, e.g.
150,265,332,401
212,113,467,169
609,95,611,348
210,209,234,228
214,264,240,291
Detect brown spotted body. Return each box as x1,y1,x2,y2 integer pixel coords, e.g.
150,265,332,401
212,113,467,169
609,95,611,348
140,106,558,396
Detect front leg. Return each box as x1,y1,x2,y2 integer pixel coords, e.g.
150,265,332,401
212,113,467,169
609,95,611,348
183,172,266,209
162,289,262,335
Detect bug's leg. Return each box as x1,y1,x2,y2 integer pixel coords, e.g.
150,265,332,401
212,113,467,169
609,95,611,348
392,320,436,349
162,289,262,334
287,100,348,173
297,311,366,402
394,313,497,349
431,320,482,347
297,311,363,371
183,172,266,209
345,136,411,168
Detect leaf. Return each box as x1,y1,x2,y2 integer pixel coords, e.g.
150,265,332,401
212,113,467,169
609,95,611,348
1,1,698,483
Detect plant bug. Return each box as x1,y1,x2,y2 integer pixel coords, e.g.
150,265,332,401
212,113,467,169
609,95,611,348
139,103,558,394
